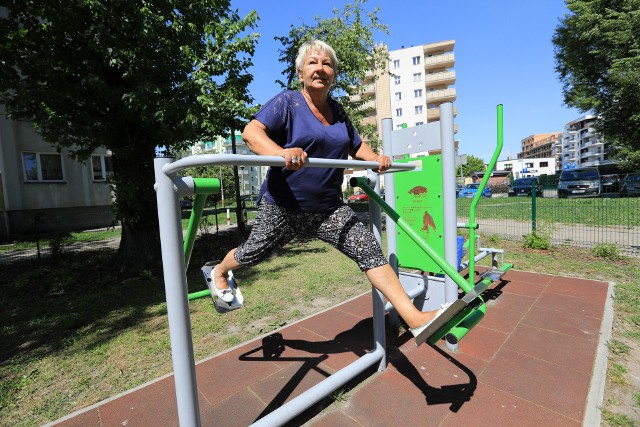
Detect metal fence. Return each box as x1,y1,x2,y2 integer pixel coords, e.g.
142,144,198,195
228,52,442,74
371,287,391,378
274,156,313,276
2,191,638,268
457,178,640,256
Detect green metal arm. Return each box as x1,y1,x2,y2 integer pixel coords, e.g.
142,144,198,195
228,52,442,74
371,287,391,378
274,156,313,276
466,104,505,280
182,178,221,301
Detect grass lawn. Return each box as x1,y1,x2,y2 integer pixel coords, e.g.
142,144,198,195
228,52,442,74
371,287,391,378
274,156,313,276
0,230,638,426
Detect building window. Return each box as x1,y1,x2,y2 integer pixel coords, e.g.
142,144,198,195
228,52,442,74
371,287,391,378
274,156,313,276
22,152,64,182
91,154,113,181
412,56,421,65
394,92,402,101
414,89,423,98
428,103,437,109
504,164,513,170
525,162,534,168
540,161,549,167
396,108,403,117
415,105,423,114
413,72,422,82
393,59,400,68
394,75,401,85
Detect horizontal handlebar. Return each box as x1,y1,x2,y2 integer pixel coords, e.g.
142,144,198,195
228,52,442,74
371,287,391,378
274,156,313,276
162,154,414,176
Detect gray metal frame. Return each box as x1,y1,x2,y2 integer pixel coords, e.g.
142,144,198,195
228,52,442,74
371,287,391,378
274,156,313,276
152,103,462,425
154,154,413,426
381,103,459,312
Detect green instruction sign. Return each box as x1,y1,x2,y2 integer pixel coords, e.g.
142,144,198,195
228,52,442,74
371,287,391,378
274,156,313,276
394,155,445,273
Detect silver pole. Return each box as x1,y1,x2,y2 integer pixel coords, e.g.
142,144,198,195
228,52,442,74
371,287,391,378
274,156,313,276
250,345,384,427
439,103,458,303
154,156,201,427
381,118,400,328
366,171,387,371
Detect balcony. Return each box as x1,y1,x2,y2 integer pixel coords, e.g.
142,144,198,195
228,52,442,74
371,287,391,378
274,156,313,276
426,88,457,103
423,40,455,55
361,99,376,112
425,70,456,87
425,53,455,70
427,106,458,121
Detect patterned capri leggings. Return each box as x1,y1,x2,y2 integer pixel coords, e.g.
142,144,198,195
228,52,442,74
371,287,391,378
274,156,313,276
234,202,388,271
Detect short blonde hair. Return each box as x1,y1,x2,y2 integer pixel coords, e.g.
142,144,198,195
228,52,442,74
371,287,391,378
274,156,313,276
295,40,339,80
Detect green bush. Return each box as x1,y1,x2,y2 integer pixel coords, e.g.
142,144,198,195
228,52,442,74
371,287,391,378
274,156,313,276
522,232,550,250
592,243,623,261
49,232,75,258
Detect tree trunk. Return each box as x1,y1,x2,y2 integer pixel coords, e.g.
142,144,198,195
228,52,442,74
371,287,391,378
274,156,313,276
112,219,161,273
109,143,162,273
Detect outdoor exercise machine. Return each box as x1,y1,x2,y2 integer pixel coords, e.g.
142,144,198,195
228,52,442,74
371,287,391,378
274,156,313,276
153,102,512,426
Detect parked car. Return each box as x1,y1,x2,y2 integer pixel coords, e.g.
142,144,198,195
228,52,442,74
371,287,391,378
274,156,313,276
557,167,601,198
348,190,369,203
600,174,621,195
508,177,543,197
457,183,492,198
455,184,463,195
620,173,640,197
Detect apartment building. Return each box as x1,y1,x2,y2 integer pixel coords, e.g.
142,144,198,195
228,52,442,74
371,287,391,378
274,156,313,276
354,40,457,141
189,131,265,196
496,158,557,179
518,133,562,160
559,115,612,170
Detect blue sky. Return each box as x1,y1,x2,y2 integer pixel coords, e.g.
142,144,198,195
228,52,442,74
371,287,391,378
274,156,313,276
237,0,583,162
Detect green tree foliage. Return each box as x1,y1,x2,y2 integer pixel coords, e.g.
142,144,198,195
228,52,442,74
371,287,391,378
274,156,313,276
553,0,640,171
273,0,389,147
460,155,487,177
0,1,259,271
182,164,237,205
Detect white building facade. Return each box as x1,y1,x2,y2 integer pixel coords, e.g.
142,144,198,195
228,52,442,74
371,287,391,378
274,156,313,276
189,131,265,196
496,158,557,178
559,115,612,170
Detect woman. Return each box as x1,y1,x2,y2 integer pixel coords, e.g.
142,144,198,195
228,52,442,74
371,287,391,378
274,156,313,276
202,40,448,345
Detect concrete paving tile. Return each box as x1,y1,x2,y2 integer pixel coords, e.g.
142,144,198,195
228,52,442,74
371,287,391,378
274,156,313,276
546,277,609,301
521,305,602,339
480,349,590,421
201,388,266,427
305,410,363,426
489,277,547,298
484,292,536,316
344,367,452,425
452,325,509,362
249,360,334,407
478,304,526,334
53,409,101,427
535,291,604,319
336,293,374,319
98,376,179,427
196,346,281,406
502,269,554,285
441,382,581,427
503,323,598,374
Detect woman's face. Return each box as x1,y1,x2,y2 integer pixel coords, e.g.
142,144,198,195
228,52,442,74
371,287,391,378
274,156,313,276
298,49,335,92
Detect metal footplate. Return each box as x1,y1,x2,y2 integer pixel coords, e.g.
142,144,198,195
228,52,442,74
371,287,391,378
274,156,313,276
201,262,244,314
461,268,508,304
416,267,511,346
414,299,468,346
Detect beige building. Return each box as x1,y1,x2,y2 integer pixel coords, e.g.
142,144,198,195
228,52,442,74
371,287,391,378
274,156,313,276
354,40,457,148
518,133,562,160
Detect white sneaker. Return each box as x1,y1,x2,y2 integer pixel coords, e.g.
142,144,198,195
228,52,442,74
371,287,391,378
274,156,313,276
201,263,235,304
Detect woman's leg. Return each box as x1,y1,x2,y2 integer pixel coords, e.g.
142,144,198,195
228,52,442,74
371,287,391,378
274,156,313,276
212,202,296,291
315,206,440,329
365,264,438,329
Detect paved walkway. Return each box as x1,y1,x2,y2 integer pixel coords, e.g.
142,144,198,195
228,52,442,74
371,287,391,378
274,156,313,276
48,269,612,426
